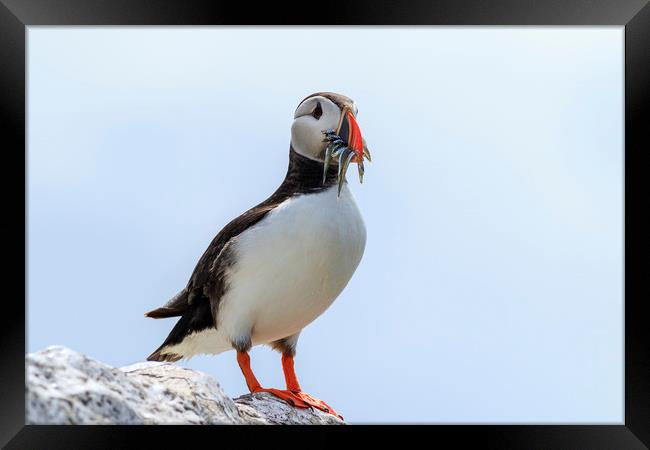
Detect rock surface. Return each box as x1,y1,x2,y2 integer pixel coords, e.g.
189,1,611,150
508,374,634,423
26,346,343,425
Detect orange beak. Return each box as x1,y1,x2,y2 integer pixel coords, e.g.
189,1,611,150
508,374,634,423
323,105,371,196
336,109,364,163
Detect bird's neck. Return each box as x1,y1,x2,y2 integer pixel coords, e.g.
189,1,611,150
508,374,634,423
254,147,343,210
280,147,339,192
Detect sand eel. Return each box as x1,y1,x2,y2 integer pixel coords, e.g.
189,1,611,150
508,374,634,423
145,92,371,418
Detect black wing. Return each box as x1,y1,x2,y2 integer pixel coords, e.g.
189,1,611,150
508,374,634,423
144,149,336,322
144,203,276,321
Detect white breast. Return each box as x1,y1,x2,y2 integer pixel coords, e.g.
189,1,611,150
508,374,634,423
217,183,366,347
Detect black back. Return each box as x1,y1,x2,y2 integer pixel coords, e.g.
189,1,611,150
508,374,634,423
146,148,338,360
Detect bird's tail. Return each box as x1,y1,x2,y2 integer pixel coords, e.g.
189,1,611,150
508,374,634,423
144,289,189,319
146,298,214,363
144,307,184,319
147,345,183,362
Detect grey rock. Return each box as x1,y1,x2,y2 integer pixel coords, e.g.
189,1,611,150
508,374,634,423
26,346,343,425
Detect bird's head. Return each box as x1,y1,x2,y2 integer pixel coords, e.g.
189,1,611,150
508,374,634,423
291,92,371,193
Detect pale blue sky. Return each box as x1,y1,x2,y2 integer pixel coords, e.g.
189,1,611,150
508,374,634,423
27,27,623,423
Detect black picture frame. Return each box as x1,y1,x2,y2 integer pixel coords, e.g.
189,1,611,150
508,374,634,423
2,0,648,448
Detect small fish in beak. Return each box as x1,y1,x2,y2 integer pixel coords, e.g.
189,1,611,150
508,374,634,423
322,107,371,196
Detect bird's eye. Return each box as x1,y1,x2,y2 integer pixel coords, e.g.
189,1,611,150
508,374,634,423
312,102,323,120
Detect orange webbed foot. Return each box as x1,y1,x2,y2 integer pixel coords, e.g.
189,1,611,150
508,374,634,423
237,351,343,419
252,387,342,419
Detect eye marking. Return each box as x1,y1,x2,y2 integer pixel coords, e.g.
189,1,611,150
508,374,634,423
312,102,323,120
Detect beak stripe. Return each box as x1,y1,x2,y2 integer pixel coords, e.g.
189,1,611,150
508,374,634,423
338,109,363,163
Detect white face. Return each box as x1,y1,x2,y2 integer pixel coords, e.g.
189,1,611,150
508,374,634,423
291,96,356,161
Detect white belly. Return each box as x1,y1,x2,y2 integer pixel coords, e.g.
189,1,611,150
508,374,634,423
217,183,366,347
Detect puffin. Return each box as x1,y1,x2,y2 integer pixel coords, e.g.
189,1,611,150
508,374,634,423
145,92,370,417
